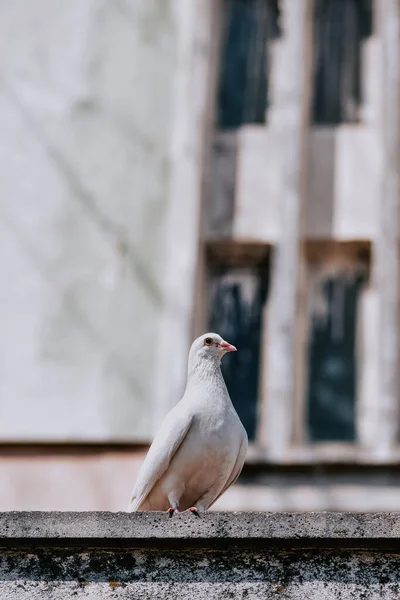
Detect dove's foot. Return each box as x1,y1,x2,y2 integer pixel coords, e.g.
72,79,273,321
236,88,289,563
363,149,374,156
167,507,179,518
187,507,201,518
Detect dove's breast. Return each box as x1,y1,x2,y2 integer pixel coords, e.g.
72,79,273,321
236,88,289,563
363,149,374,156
143,404,246,512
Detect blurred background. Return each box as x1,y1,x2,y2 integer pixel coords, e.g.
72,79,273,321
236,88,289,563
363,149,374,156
1,0,399,512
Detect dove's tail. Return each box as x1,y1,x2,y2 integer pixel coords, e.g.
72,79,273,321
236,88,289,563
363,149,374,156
128,497,137,512
128,493,143,512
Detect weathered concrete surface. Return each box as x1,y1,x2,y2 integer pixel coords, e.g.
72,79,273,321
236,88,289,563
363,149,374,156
1,547,400,599
0,512,400,598
1,511,400,544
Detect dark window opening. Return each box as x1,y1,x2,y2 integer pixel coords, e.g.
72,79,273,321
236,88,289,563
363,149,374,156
208,262,269,440
313,0,373,124
217,0,280,130
306,268,368,442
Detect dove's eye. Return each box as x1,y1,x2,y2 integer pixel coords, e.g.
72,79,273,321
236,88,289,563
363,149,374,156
204,337,214,346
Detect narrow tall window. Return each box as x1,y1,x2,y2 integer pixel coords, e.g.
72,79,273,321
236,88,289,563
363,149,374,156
208,263,269,440
313,0,372,124
217,0,280,129
306,266,368,441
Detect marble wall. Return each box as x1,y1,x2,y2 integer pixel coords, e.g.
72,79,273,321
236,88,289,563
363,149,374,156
0,0,213,442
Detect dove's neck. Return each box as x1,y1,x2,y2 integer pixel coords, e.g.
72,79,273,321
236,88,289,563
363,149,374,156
185,354,230,402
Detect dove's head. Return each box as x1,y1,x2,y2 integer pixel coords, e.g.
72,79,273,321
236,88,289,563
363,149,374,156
188,333,237,372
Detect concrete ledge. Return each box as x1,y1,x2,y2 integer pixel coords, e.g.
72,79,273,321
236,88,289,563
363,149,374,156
1,511,400,548
2,512,400,598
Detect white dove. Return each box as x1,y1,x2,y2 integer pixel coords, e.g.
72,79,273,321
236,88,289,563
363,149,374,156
128,332,248,516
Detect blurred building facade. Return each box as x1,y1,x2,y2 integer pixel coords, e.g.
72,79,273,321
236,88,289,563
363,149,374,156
1,0,400,512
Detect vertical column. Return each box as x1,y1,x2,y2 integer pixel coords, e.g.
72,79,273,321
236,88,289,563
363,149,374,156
357,0,382,450
153,0,217,431
258,0,314,457
372,0,400,457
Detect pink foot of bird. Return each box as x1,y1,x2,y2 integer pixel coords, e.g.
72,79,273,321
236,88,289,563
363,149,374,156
187,507,201,517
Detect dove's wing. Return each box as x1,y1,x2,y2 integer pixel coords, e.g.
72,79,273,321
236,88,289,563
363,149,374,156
129,407,193,511
208,431,248,509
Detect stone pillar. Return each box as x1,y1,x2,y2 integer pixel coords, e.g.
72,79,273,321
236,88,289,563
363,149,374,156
258,0,314,457
372,0,400,456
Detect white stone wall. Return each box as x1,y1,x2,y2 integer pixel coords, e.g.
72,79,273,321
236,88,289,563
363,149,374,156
0,0,213,441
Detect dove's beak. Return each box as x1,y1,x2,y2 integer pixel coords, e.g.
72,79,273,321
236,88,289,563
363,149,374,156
219,341,237,352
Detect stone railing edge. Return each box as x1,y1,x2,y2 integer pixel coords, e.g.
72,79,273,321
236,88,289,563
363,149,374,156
0,511,400,545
